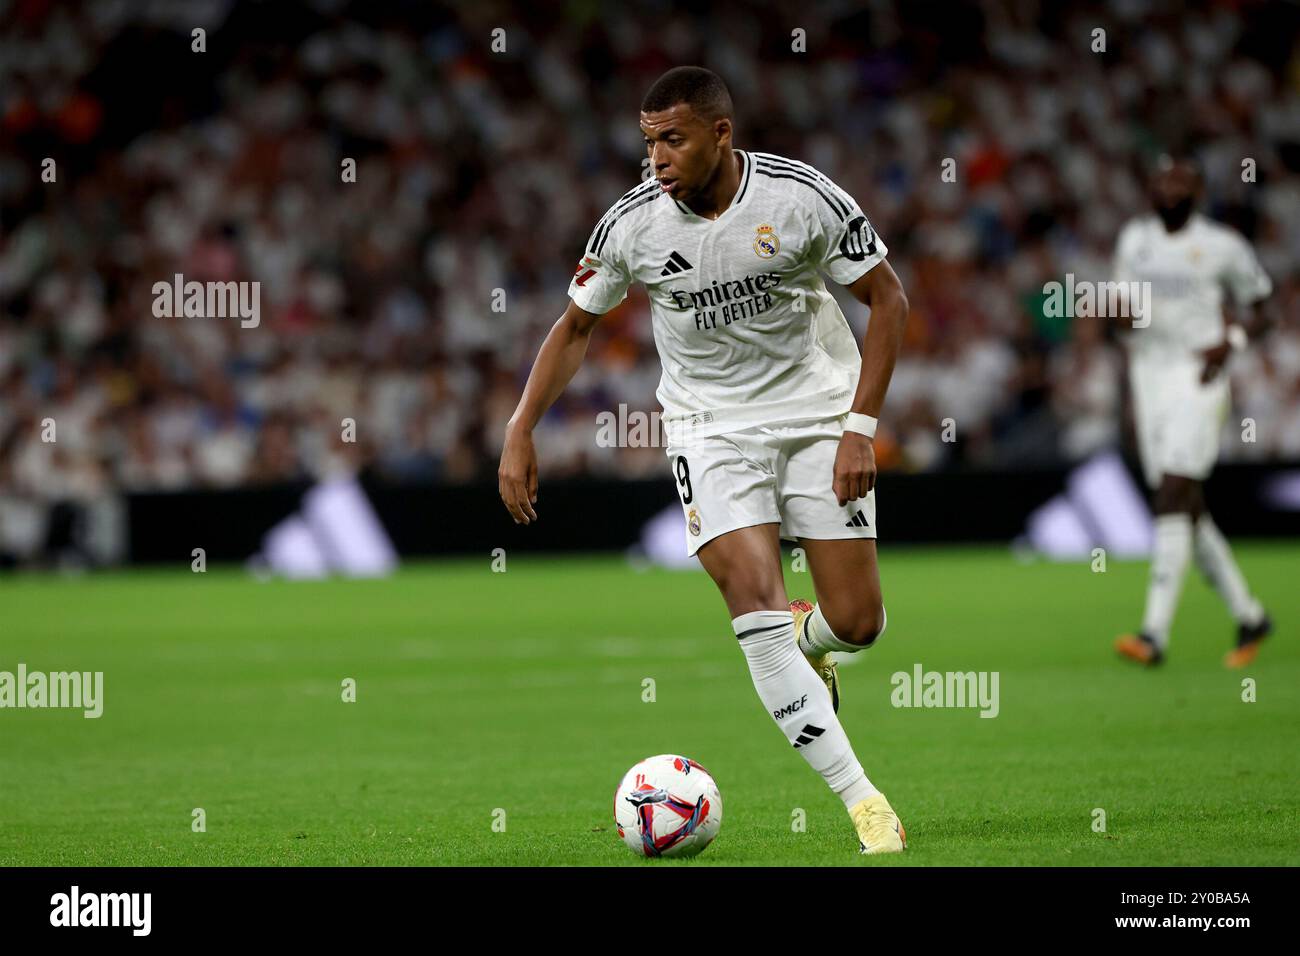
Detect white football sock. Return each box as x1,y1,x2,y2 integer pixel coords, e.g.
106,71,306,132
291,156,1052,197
733,609,878,808
1193,516,1263,626
1141,513,1193,649
797,603,884,656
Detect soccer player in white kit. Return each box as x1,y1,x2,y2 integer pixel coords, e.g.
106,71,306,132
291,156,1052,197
1112,156,1274,668
499,67,910,854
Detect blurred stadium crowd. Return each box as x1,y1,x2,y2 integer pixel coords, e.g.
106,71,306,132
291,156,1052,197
2,0,1299,558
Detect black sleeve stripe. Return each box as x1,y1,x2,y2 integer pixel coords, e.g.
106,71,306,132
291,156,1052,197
733,151,752,206
594,191,661,256
753,152,854,202
588,183,655,253
588,180,659,252
753,154,855,216
614,178,660,214
754,157,851,217
753,166,848,221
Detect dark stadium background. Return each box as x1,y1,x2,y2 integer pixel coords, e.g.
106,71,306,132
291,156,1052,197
2,0,1298,567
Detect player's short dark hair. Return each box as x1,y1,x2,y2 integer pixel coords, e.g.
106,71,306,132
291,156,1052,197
641,67,734,123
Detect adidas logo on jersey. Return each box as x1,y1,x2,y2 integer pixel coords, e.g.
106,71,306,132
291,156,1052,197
659,251,694,276
845,509,870,528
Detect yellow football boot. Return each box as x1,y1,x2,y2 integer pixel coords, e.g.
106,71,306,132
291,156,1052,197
849,793,907,855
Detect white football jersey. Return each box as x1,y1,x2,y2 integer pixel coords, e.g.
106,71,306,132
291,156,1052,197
567,150,887,443
1113,213,1271,361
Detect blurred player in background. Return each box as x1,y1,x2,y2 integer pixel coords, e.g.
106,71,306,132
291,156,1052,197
1113,156,1274,668
499,67,910,854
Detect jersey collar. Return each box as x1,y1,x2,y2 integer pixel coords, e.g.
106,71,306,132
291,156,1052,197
1151,211,1204,238
672,150,752,222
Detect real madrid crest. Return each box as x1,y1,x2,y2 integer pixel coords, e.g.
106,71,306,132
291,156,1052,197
753,223,779,259
687,508,701,536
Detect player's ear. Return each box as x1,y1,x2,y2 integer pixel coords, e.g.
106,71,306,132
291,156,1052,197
713,117,732,149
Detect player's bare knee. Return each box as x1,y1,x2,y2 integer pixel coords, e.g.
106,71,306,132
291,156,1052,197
852,602,888,647
825,600,886,648
1154,477,1195,516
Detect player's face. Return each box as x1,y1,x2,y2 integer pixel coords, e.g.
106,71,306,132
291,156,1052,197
640,103,730,202
1150,161,1199,221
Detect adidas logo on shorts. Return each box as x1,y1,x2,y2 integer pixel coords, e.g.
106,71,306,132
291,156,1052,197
845,509,869,528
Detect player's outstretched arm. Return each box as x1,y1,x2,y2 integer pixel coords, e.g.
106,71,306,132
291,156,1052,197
498,300,603,525
832,261,909,505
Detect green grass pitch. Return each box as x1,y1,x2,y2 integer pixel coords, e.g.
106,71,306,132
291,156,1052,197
1,543,1296,866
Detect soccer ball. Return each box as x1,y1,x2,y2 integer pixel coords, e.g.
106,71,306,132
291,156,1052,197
613,754,722,858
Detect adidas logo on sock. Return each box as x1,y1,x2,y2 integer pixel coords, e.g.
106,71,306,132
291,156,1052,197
845,509,869,528
659,251,693,276
792,724,825,749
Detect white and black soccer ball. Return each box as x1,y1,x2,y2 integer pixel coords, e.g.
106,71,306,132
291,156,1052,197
613,754,722,858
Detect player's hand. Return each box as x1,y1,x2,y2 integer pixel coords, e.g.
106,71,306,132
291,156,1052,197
498,423,539,524
832,432,876,506
1199,342,1231,383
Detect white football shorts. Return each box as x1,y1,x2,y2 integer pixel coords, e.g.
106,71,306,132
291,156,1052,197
664,413,876,557
1129,354,1230,488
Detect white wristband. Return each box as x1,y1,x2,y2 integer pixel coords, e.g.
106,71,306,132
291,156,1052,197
844,412,878,439
1226,325,1247,351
